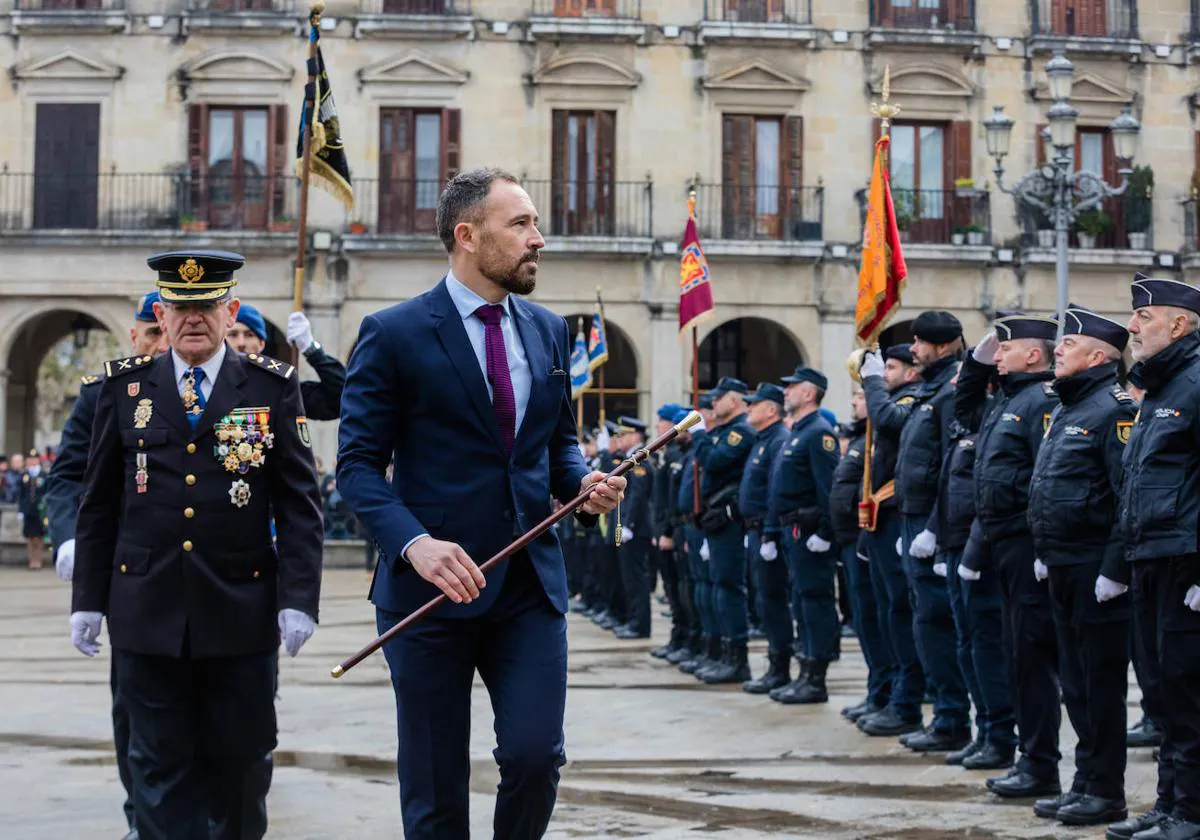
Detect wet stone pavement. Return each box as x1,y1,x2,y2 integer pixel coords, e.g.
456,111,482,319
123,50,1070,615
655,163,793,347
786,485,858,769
1,568,1159,839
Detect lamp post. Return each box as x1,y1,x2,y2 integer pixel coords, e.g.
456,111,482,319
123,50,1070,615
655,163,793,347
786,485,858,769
71,314,93,351
982,52,1141,339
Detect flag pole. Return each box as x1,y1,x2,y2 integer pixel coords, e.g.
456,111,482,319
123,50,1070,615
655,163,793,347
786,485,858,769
595,287,606,425
687,189,702,516
576,316,586,438
291,0,324,368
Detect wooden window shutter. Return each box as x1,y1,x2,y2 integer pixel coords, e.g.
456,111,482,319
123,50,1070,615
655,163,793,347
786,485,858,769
442,108,461,184
269,104,289,221
722,115,754,238
550,110,568,234
877,0,892,27
1051,0,1068,34
782,115,804,228
948,120,972,232
596,110,616,235
950,120,972,181
187,103,209,220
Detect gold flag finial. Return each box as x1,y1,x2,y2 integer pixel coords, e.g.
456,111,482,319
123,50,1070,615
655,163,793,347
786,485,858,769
870,65,902,134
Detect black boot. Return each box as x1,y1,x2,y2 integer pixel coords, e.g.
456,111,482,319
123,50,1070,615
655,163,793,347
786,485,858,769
650,627,680,659
776,659,829,704
678,634,712,674
769,657,807,702
743,650,791,694
695,637,728,681
667,631,698,664
1127,716,1164,748
704,640,752,684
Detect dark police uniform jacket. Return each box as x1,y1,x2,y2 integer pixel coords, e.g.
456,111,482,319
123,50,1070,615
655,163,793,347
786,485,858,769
698,414,755,532
769,410,839,542
935,422,976,553
1029,363,1136,582
738,419,789,540
957,356,1058,542
1121,332,1200,562
71,348,324,659
621,446,654,540
18,469,47,538
896,354,961,522
299,343,347,422
654,440,686,539
45,374,104,547
830,418,867,547
861,377,920,513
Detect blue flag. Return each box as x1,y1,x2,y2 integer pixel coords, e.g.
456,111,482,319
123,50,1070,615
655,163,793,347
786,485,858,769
587,295,609,372
570,322,592,394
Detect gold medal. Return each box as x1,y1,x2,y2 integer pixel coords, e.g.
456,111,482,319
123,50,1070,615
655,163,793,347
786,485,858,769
133,399,153,429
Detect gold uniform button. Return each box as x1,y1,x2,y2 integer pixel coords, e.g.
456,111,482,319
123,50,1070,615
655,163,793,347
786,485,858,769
186,443,196,454
184,507,195,519
252,570,260,579
119,564,127,573
138,439,144,448
183,540,193,552
185,474,196,486
249,353,258,361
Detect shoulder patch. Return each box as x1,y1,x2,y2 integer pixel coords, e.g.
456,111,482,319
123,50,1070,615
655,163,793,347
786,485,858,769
1043,382,1056,395
103,355,152,378
80,373,104,386
246,353,295,380
1110,385,1136,405
822,434,836,452
633,466,647,477
895,395,915,405
726,430,743,447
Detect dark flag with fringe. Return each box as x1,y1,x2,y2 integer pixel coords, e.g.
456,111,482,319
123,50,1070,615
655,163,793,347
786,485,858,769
296,22,353,209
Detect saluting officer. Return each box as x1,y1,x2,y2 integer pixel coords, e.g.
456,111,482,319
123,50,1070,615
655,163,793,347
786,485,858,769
1025,305,1135,828
956,313,1061,800
769,366,839,704
614,416,653,640
68,250,324,840
1111,276,1200,840
650,405,692,661
739,382,793,694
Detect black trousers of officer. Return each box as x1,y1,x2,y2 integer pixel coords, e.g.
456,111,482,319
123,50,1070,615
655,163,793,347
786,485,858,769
1132,554,1200,822
115,646,277,840
580,534,602,609
671,526,699,640
619,537,652,634
657,541,683,634
111,657,135,829
601,542,627,623
1132,575,1168,733
1048,560,1130,801
993,529,1061,781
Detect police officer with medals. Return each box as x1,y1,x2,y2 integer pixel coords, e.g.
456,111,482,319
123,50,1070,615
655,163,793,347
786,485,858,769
956,313,1061,799
738,383,793,694
1110,276,1200,840
769,366,840,704
1023,305,1136,827
614,416,653,639
68,250,324,840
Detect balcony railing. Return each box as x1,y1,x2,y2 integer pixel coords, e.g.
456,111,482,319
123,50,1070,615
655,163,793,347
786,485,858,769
702,0,811,24
883,187,991,246
1031,0,1137,40
186,0,294,12
360,0,471,14
0,172,300,233
869,0,974,30
1020,192,1152,250
14,0,124,9
530,0,641,18
691,183,823,242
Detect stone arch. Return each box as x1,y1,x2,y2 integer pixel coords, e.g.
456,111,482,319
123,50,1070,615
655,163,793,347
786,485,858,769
564,312,640,428
695,316,805,391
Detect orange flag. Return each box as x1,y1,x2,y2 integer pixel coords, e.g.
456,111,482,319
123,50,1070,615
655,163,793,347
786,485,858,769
855,135,908,345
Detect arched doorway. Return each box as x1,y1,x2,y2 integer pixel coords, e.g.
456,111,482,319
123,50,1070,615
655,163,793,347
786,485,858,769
564,313,639,430
878,319,914,350
5,309,119,455
697,317,803,392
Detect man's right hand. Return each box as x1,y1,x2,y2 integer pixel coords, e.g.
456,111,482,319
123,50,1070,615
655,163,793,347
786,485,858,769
56,538,75,582
859,351,885,380
405,537,486,605
69,611,103,657
972,332,1000,365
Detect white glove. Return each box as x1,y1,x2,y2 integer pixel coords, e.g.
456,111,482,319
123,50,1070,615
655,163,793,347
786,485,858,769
857,550,869,562
759,541,778,562
693,415,707,433
1185,585,1200,612
895,537,903,556
972,331,1000,365
860,351,885,380
909,529,938,559
958,564,981,582
933,562,947,577
1034,559,1049,582
743,534,749,549
620,527,633,543
806,534,832,553
55,538,75,582
287,311,315,353
70,611,103,657
700,540,710,561
278,608,316,657
1095,576,1129,603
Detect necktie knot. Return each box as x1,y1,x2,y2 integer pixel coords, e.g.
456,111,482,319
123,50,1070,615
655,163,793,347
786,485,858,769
474,303,504,327
189,368,205,385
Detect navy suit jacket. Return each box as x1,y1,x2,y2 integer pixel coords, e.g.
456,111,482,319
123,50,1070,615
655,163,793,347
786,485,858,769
336,279,591,618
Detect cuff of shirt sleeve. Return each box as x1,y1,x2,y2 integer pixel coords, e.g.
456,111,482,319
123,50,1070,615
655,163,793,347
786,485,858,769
399,534,428,563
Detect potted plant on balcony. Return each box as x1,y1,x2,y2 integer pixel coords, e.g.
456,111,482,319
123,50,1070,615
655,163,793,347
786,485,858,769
951,226,966,246
179,214,208,233
269,216,296,234
1074,208,1112,249
966,223,985,246
1023,199,1054,248
1123,165,1153,250
348,219,368,235
954,177,977,198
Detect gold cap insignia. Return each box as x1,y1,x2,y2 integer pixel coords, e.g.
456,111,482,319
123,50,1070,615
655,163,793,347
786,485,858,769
178,258,205,284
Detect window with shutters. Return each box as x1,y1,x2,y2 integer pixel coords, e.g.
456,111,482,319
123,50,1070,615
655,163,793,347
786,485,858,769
885,119,976,244
1034,0,1136,39
551,0,617,16
872,0,973,30
550,110,616,236
186,104,289,231
1032,124,1123,247
719,114,809,241
33,103,100,229
377,107,461,235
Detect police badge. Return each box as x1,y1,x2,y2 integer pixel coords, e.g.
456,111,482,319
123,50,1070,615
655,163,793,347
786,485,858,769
133,398,153,429
1116,420,1132,444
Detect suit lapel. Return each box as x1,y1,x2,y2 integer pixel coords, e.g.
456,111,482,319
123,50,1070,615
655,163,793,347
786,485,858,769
193,348,248,441
430,279,505,450
148,353,190,437
512,298,547,453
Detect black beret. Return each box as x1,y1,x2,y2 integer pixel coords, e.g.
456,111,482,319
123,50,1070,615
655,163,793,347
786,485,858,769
994,313,1059,342
1063,303,1129,352
911,310,963,344
882,343,915,365
1131,273,1200,315
781,366,829,390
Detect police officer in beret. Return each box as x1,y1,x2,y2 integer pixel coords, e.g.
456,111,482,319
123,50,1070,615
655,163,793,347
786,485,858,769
68,250,323,840
1111,276,1200,840
957,313,1061,798
613,416,653,639
44,289,169,840
227,302,347,422
1024,305,1136,826
650,405,692,660
769,366,840,704
738,383,793,693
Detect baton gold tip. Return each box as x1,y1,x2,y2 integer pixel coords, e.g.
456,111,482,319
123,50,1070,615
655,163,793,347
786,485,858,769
331,665,344,679
676,411,702,433
310,0,326,13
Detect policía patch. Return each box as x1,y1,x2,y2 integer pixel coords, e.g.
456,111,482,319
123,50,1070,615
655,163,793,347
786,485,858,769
896,396,915,405
822,434,836,452
296,416,311,448
1116,420,1132,444
727,430,743,446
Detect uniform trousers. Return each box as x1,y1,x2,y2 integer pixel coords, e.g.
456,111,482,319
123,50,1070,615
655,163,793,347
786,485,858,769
111,656,135,829
656,541,683,636
1132,571,1168,735
782,529,839,662
943,550,985,738
951,549,1016,749
867,512,925,721
114,646,277,840
706,521,749,642
842,542,894,708
685,525,718,639
671,526,700,640
1048,559,1130,800
600,542,626,624
747,529,793,656
1132,554,1200,821
618,537,652,635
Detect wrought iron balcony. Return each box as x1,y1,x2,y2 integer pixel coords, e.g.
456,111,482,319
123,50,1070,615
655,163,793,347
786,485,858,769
869,0,974,31
1020,192,1151,250
884,187,992,247
691,183,823,242
1030,0,1138,49
702,0,810,25
12,0,129,32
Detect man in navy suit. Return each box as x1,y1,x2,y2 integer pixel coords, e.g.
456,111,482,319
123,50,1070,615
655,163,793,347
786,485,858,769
336,168,626,840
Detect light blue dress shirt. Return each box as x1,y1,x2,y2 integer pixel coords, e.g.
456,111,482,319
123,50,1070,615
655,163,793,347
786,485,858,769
170,343,226,401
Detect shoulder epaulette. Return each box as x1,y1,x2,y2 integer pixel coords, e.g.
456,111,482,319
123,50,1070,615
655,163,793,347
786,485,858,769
103,355,152,378
246,352,295,380
1043,382,1057,395
1110,385,1136,404
80,373,104,386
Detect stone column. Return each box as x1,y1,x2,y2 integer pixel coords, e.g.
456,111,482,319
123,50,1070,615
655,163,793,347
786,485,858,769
647,303,684,419
820,315,857,422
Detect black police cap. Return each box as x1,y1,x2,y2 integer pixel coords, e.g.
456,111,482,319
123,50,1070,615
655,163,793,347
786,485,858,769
994,313,1059,342
707,377,748,399
747,382,785,406
1063,303,1129,353
780,366,829,390
148,250,244,303
1131,273,1200,315
615,416,646,434
911,310,962,345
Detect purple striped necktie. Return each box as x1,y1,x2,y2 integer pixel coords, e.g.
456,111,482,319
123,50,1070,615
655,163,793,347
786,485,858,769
474,303,516,454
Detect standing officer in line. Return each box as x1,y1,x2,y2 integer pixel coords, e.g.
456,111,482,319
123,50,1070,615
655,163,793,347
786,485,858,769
46,289,169,840
956,314,1061,800
614,416,653,640
696,378,756,684
661,408,700,665
18,448,48,569
1025,306,1135,828
592,421,627,633
1109,277,1200,840
769,367,840,704
68,251,323,840
738,382,793,694
679,394,722,676
650,405,690,660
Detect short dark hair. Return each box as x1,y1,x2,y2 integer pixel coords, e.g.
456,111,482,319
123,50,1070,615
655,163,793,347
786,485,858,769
436,167,520,253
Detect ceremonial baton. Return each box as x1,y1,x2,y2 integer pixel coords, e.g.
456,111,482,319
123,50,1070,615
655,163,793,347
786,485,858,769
331,410,703,678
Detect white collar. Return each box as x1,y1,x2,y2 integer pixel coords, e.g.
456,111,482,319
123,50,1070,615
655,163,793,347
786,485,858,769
171,342,227,387
445,270,512,322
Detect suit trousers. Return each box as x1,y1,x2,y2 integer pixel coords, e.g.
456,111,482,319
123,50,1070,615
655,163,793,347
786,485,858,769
618,538,652,635
867,512,925,720
707,521,749,642
686,525,717,638
1048,560,1130,800
782,529,839,662
843,542,894,708
114,647,277,840
378,555,567,840
748,529,793,656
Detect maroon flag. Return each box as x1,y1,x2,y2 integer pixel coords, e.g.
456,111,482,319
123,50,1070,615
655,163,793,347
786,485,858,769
679,195,715,334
